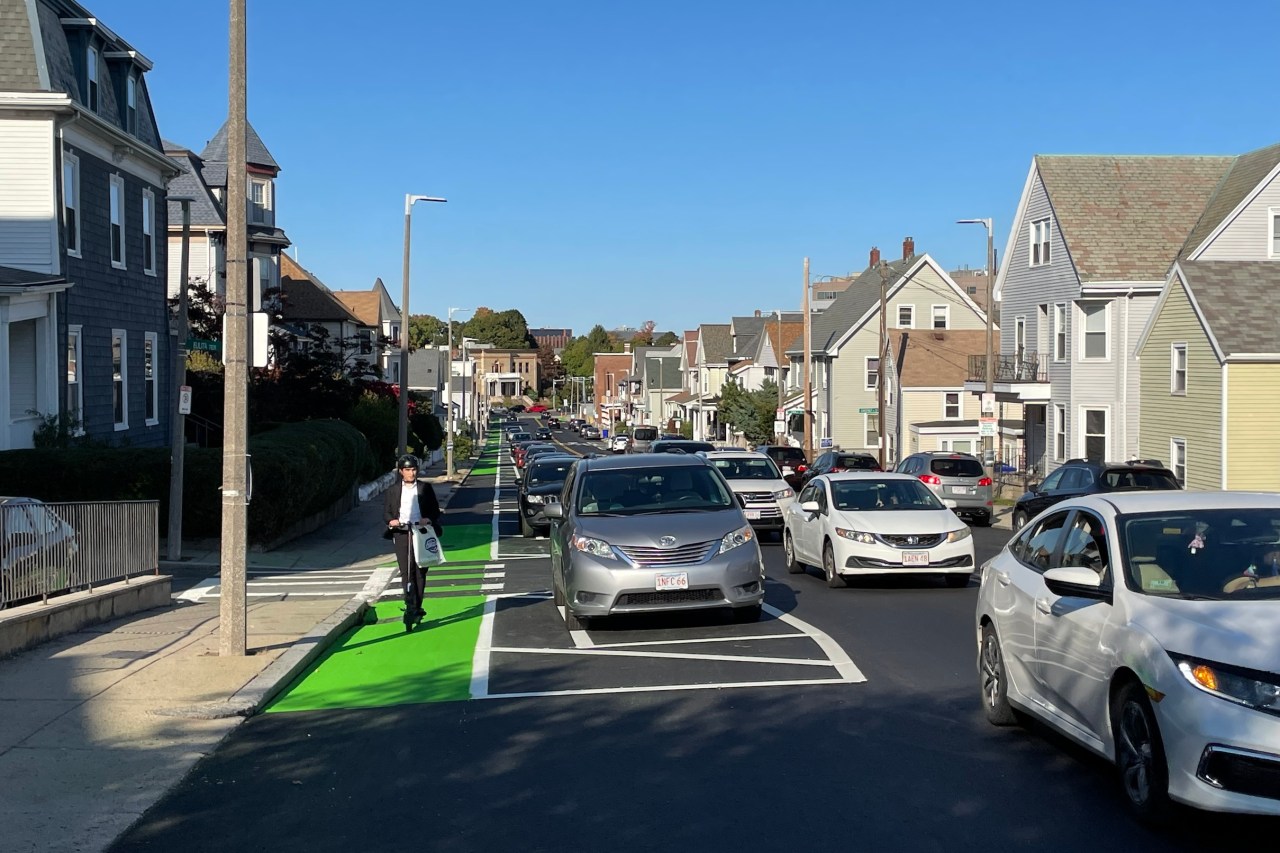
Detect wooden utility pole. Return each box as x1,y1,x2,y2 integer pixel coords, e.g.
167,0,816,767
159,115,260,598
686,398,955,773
220,0,248,656
802,258,812,463
877,261,890,471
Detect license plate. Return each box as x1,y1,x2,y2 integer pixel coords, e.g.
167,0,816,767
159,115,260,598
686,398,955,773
901,551,930,566
949,486,974,495
744,509,761,520
782,466,794,476
655,572,689,591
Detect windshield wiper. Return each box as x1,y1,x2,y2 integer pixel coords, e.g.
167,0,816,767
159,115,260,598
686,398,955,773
629,507,717,515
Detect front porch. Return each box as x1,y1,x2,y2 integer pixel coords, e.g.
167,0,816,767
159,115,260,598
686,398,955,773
1,269,72,450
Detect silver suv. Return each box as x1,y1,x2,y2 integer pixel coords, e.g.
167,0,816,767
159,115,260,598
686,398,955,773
895,451,992,526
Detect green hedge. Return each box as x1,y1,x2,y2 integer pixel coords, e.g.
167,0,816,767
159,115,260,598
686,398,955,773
0,419,377,545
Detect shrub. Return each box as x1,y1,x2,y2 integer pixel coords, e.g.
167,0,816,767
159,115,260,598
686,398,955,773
411,411,444,453
451,432,473,461
345,391,399,470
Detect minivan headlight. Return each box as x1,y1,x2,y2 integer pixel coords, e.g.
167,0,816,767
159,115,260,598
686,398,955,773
773,488,794,499
571,535,618,561
525,494,545,505
719,524,755,554
947,527,972,543
1172,655,1280,715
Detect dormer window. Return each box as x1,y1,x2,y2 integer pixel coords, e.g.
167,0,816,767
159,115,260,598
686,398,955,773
86,46,99,112
126,73,137,133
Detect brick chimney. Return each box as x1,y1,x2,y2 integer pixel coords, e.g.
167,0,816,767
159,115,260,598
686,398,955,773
754,309,762,318
903,236,915,260
869,246,880,268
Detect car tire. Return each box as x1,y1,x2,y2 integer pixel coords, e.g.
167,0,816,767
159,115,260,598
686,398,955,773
1112,681,1175,825
945,572,972,589
784,532,805,574
823,541,846,588
1012,510,1028,533
731,603,763,623
564,608,591,632
520,512,534,538
979,623,1019,726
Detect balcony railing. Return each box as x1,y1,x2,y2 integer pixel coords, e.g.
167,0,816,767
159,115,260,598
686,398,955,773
968,353,1047,384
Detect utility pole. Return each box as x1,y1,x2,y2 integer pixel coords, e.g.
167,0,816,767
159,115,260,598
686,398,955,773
397,194,447,457
959,217,997,485
877,261,890,471
220,0,248,657
166,198,192,561
802,258,812,464
775,308,784,442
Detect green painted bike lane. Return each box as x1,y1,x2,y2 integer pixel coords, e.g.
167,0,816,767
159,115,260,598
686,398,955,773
267,430,504,713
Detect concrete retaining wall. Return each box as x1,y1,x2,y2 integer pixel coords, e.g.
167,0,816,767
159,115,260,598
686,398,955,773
0,575,172,658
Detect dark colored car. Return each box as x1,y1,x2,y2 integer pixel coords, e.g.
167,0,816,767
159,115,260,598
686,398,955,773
795,450,880,488
756,445,809,486
1011,458,1182,532
518,455,577,537
649,440,718,455
516,442,559,472
535,427,552,440
548,418,561,429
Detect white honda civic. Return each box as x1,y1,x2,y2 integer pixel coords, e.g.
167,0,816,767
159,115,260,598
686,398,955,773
782,472,975,588
975,491,1280,821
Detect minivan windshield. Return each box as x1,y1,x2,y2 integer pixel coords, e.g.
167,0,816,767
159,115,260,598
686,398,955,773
631,426,659,441
710,457,783,480
830,479,944,512
576,466,735,515
1121,508,1280,601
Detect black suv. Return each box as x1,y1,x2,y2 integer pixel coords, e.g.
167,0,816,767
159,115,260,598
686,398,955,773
755,445,808,485
1012,458,1181,531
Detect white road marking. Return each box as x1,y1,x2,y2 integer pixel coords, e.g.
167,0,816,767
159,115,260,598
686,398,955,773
587,633,809,649
764,603,866,683
557,605,593,649
469,596,498,699
487,646,837,667
479,678,849,701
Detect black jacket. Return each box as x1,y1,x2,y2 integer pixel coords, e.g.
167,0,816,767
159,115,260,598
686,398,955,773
382,480,442,540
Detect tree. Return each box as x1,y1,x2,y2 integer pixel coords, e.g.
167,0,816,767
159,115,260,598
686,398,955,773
633,320,657,346
169,277,222,342
560,324,618,377
717,379,779,445
536,342,562,394
408,314,447,348
654,330,679,346
462,307,536,349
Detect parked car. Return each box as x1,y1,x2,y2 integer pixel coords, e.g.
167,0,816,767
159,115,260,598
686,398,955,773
699,451,795,539
611,435,631,453
544,454,765,630
581,425,601,440
1011,458,1181,532
516,442,559,472
628,425,660,453
756,445,809,486
650,439,717,455
1,497,79,609
976,491,1280,821
783,473,974,588
509,431,533,445
518,455,577,537
895,451,992,526
528,404,548,413
568,419,586,433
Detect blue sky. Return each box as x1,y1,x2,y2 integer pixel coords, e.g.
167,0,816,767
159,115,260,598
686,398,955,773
98,0,1278,335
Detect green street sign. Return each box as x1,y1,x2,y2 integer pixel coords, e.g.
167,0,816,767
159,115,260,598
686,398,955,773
187,338,220,352
858,407,878,414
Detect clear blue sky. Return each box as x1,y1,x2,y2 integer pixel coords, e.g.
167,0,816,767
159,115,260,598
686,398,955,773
99,0,1278,335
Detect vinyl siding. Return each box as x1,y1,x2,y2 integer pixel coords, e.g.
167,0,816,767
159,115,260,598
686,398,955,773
1225,363,1280,490
1071,293,1154,461
1197,172,1280,261
166,233,213,299
829,332,883,451
1137,277,1221,490
0,117,57,273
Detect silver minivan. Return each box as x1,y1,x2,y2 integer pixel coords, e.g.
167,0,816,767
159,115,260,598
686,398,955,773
628,425,659,453
545,454,766,630
895,451,992,525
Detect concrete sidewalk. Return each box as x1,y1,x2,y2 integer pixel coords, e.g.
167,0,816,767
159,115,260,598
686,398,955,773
0,455,480,853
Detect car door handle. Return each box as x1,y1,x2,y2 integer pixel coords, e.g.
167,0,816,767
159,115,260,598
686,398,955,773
1036,598,1053,615
994,571,1010,586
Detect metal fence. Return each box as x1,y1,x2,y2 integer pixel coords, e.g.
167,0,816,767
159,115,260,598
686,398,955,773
1,500,159,609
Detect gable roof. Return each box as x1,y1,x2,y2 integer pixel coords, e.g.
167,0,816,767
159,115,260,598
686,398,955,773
800,255,916,355
200,120,280,173
892,329,990,387
765,321,804,364
698,324,733,364
163,144,225,227
279,253,363,324
1034,154,1232,282
1180,141,1280,260
332,290,381,326
1162,261,1280,359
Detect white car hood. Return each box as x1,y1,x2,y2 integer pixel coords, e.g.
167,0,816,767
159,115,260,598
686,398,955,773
729,479,790,495
832,507,961,535
1127,595,1280,674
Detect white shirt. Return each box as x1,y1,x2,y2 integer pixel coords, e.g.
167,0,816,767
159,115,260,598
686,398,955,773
399,482,422,526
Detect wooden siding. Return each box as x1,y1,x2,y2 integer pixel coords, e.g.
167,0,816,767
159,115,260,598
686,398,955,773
1137,277,1221,490
1225,363,1280,490
1198,172,1280,261
0,117,57,273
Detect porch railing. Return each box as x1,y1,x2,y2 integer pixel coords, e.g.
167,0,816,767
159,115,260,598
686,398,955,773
967,353,1047,384
1,500,159,609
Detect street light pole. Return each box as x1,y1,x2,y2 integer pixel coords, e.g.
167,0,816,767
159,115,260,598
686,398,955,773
802,258,813,464
445,307,472,479
397,194,446,458
167,198,193,562
877,261,891,471
959,218,996,484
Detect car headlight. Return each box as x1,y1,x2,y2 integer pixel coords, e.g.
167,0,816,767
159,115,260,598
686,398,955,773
1172,655,1280,715
773,488,794,499
719,524,755,554
571,535,618,560
525,494,545,505
835,528,875,544
946,526,973,543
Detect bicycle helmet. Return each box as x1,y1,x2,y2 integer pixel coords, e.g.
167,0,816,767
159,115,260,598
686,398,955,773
396,454,420,470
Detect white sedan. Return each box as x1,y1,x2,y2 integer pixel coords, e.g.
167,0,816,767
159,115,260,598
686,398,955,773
976,491,1280,821
782,472,975,588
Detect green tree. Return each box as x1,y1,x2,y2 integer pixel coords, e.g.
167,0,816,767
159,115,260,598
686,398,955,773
408,314,447,348
559,324,618,377
633,320,657,346
654,330,679,346
537,341,563,394
717,379,779,445
463,307,535,349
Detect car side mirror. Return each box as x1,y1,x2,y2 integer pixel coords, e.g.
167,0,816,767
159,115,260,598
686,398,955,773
1028,481,1041,494
799,500,821,513
1043,566,1108,601
543,503,564,520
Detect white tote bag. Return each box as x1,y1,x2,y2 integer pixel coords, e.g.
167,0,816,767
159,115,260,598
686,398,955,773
412,525,446,566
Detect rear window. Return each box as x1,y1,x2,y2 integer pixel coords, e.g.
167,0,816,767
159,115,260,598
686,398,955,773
771,447,806,463
1103,469,1181,491
838,455,879,470
632,426,659,441
930,457,984,478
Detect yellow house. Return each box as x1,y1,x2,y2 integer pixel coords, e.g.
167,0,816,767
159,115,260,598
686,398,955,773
1136,261,1280,490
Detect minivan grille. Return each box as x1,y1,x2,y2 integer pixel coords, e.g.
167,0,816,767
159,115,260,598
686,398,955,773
879,533,945,548
619,589,722,606
617,540,718,567
740,492,776,502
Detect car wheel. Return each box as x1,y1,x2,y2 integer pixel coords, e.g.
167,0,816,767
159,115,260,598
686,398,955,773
564,608,591,632
823,541,846,588
520,512,534,538
731,603,763,623
784,532,805,574
1113,681,1174,825
979,623,1018,726
945,572,972,589
1012,510,1028,533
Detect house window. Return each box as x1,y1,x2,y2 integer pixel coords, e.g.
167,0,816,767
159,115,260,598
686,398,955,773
63,153,80,255
816,290,838,300
1053,303,1067,361
1014,316,1026,361
865,357,879,390
944,392,961,419
897,305,914,328
865,413,879,448
126,74,138,134
257,257,272,309
1054,404,1066,461
1171,343,1187,395
142,190,156,275
110,175,125,268
86,46,99,112
1170,438,1186,485
112,330,128,430
1030,218,1051,266
1081,408,1107,460
1080,302,1108,360
1270,208,1280,258
66,326,83,426
144,332,158,425
931,305,949,330
249,179,269,224
9,320,38,419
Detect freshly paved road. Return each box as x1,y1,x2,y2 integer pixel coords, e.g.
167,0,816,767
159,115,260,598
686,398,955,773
109,422,1268,851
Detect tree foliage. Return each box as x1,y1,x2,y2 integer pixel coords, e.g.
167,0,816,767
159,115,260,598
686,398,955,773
633,320,657,347
717,379,779,445
559,324,619,377
408,313,449,348
536,342,563,394
462,307,536,349
654,330,679,346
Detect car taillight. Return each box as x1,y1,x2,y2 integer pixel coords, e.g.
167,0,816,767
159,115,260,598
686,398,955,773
978,477,993,487
796,465,807,473
919,474,942,485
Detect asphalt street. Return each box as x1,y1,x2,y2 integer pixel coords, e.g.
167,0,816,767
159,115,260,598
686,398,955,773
109,421,1271,851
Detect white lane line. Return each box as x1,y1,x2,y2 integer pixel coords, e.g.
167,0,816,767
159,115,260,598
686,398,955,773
226,579,373,586
478,678,849,701
492,591,553,599
764,603,866,683
587,633,810,649
426,570,506,579
469,596,498,699
487,646,837,667
174,577,218,602
490,440,502,562
558,605,593,649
